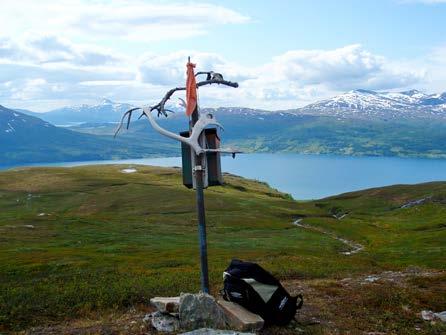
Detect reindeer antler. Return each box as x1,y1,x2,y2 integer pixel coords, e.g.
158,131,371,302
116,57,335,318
114,76,238,137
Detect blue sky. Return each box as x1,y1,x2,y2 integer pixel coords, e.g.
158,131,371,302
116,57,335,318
161,0,446,63
0,0,445,111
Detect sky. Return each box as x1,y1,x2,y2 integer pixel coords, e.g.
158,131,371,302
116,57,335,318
0,0,445,112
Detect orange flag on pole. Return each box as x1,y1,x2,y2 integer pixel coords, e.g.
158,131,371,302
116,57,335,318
185,61,197,117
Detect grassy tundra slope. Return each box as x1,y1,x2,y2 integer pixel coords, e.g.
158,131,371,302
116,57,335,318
0,166,445,334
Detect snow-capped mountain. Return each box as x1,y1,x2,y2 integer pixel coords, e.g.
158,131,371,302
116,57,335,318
17,90,446,127
3,88,446,163
297,89,446,120
32,98,134,125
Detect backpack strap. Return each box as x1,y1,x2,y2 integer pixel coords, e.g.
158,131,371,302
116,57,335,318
295,294,303,309
220,288,228,301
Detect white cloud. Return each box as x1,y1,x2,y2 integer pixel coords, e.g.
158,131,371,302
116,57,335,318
218,44,424,109
421,46,446,93
10,78,48,100
0,35,120,66
133,44,425,110
138,50,253,85
268,45,382,84
0,39,433,111
0,0,441,115
0,1,249,43
261,45,423,91
0,0,252,110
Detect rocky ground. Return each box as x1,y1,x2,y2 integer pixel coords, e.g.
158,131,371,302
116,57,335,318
14,269,446,335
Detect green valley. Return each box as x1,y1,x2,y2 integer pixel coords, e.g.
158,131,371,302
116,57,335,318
0,166,445,334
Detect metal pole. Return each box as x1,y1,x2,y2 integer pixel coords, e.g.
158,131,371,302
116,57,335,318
191,105,210,293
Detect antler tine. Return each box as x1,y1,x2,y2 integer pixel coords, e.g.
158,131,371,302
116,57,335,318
157,87,184,117
157,108,167,117
114,107,141,138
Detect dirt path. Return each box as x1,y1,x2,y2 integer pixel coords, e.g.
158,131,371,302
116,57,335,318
292,219,364,255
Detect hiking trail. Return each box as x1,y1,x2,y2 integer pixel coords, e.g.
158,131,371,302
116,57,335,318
292,219,364,255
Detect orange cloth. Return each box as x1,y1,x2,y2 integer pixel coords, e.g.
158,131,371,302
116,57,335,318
185,62,197,117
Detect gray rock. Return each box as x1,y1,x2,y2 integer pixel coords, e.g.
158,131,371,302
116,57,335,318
434,311,446,322
401,197,431,209
364,275,380,283
143,314,151,323
421,310,435,321
420,310,446,322
145,311,179,332
151,296,180,313
179,328,255,335
179,293,227,330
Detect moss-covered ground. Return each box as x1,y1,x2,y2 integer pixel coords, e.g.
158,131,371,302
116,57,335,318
0,165,445,334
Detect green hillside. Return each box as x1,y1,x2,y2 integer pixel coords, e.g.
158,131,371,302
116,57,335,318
73,112,446,159
0,105,177,166
211,114,446,158
4,102,446,166
0,166,445,333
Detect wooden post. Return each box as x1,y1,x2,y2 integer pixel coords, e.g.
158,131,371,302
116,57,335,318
190,104,210,293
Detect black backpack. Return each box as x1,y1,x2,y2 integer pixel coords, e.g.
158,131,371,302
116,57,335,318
221,259,303,326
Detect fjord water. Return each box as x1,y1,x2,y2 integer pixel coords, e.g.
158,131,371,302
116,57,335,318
221,153,446,199
6,153,446,200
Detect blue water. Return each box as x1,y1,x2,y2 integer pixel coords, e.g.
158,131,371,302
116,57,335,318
3,153,446,200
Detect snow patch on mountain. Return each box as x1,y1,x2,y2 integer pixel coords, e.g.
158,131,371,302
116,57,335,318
296,89,446,120
11,90,446,126
5,122,15,133
1,105,56,135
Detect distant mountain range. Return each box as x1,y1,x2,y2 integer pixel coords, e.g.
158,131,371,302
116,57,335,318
22,89,446,125
297,89,446,120
4,89,446,165
26,99,134,125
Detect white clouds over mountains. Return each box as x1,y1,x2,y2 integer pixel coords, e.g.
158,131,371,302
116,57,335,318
0,0,440,111
268,45,422,90
0,33,431,111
